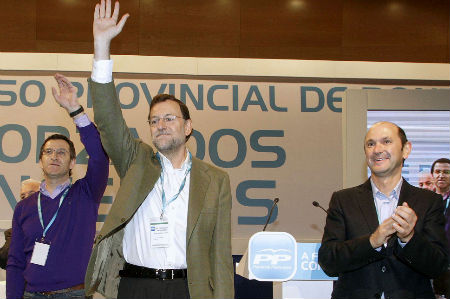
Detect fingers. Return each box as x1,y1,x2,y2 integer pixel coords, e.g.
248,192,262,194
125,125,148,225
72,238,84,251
392,222,408,235
393,203,417,224
106,0,112,18
94,3,100,20
51,87,60,101
54,73,74,90
100,0,105,18
380,218,396,235
116,13,130,32
370,218,396,248
392,202,417,242
112,1,119,22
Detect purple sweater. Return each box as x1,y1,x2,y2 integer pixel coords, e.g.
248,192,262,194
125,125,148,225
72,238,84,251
6,123,109,299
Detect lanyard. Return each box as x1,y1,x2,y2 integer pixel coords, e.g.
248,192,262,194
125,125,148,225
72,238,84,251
444,193,450,215
37,186,70,239
157,152,192,220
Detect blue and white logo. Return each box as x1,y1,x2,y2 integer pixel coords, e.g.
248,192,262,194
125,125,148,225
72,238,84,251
292,243,336,280
248,232,297,281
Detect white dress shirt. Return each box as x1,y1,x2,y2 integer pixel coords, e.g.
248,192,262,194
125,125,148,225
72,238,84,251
122,151,191,269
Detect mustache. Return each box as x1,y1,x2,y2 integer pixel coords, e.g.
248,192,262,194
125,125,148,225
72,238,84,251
155,129,170,137
370,151,391,161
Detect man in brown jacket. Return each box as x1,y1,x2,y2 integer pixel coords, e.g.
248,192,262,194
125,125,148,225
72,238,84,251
84,1,234,298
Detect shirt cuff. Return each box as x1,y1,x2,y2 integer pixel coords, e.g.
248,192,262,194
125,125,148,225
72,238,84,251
74,113,91,128
92,59,113,83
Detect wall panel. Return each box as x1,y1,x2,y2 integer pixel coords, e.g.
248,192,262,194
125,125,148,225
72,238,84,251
0,0,448,62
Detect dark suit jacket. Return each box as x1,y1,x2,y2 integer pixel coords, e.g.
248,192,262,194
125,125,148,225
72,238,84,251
0,228,12,269
318,179,448,299
84,80,234,299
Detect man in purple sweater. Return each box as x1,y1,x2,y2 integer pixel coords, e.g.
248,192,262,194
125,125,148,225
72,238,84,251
6,74,109,299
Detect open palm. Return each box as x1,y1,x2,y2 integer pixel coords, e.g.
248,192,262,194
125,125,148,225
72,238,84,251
52,73,80,112
93,0,129,42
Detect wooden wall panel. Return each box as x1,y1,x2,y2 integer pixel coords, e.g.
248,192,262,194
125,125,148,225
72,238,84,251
139,0,241,57
0,0,448,63
341,0,449,62
240,0,344,59
0,0,37,52
34,0,140,55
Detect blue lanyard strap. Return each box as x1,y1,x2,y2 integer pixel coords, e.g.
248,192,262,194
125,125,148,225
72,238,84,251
156,152,192,219
444,193,450,215
37,186,70,239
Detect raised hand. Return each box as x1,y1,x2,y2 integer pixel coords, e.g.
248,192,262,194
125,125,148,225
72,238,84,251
392,202,417,243
52,73,81,114
93,0,129,60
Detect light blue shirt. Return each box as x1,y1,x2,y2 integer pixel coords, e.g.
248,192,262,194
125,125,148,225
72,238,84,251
370,177,406,251
371,177,402,225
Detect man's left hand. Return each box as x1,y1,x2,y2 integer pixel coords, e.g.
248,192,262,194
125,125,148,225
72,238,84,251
52,73,81,114
392,202,417,243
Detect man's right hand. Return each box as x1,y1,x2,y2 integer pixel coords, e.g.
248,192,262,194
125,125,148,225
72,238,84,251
369,217,396,248
93,0,129,60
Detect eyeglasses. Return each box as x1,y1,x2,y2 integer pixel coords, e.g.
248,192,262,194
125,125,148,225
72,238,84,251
42,148,69,158
434,169,450,176
147,115,184,127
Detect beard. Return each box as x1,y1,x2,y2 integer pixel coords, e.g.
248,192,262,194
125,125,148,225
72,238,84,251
152,129,185,155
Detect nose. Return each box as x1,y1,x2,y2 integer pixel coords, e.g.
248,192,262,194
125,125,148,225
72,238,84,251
372,142,383,153
156,119,167,129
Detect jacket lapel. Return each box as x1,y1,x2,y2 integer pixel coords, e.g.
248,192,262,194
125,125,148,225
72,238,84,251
398,178,414,207
356,179,380,233
186,157,210,244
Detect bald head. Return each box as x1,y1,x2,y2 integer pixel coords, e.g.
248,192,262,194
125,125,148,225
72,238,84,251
365,122,408,150
418,171,435,191
364,121,411,181
20,179,40,200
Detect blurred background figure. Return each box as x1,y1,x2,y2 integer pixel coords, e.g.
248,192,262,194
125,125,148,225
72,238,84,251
19,179,41,201
431,158,450,299
0,179,40,270
432,158,450,200
418,171,436,192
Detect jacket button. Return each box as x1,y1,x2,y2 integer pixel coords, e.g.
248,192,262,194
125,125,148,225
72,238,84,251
97,234,103,240
374,293,381,299
121,218,126,223
381,266,386,272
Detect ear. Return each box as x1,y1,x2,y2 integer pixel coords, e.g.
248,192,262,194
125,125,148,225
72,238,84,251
402,141,412,160
69,158,76,170
184,119,193,137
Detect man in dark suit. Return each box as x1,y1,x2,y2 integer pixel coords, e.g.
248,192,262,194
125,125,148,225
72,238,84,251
83,1,234,298
318,121,448,299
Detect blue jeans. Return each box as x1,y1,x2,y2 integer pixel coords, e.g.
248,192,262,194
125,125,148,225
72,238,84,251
23,289,88,299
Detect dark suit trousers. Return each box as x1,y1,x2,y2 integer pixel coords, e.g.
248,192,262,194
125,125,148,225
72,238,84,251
117,277,190,299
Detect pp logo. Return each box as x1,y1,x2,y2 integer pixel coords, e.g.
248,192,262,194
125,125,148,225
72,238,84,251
248,232,297,281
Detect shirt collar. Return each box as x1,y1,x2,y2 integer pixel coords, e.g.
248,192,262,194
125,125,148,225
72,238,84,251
158,149,191,172
40,179,71,199
370,176,403,200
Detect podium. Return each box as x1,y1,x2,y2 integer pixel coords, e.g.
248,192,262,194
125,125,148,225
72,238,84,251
236,232,335,299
